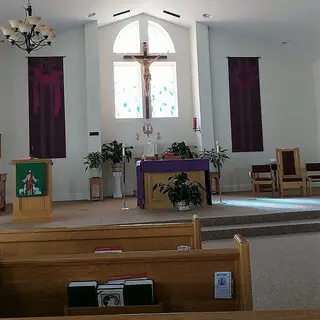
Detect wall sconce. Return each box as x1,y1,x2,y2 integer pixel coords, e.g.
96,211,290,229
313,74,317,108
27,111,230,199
192,117,201,132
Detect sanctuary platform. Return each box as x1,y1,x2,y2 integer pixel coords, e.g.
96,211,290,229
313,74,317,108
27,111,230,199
1,191,320,240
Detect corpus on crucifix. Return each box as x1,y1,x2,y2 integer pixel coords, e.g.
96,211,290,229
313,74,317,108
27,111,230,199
124,41,167,119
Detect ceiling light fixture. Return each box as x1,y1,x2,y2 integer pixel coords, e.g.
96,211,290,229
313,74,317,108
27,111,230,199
203,14,213,19
113,10,131,17
0,0,55,54
88,13,96,18
163,10,181,18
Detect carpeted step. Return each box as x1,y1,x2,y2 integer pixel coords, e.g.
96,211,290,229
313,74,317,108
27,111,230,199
200,210,320,227
201,219,320,240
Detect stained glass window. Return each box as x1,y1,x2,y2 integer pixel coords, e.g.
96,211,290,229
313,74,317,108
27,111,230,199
150,62,178,118
148,20,175,54
113,62,143,119
113,21,140,54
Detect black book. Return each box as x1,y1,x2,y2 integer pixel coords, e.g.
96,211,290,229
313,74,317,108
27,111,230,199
123,279,154,306
67,281,98,308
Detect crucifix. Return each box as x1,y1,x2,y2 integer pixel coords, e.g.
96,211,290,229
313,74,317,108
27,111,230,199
124,41,167,119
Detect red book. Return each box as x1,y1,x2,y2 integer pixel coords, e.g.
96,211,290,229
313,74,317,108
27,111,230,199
109,273,147,281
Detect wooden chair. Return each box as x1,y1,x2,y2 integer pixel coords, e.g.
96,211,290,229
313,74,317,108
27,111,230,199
210,172,220,194
275,148,306,197
249,165,275,197
306,163,320,195
89,177,103,201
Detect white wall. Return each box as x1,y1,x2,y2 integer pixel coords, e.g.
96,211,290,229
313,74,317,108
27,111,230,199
313,60,320,160
100,14,195,196
190,23,202,148
209,28,318,191
0,28,88,202
190,22,215,151
85,21,102,153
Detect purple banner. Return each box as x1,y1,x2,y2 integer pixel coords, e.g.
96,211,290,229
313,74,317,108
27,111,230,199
228,57,264,152
28,57,66,159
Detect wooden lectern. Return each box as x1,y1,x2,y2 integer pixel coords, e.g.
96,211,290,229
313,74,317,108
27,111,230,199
11,159,53,223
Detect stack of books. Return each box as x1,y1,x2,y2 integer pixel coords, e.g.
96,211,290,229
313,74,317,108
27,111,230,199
67,274,154,308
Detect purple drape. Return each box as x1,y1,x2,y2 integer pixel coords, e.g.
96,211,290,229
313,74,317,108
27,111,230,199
28,57,66,159
228,57,264,152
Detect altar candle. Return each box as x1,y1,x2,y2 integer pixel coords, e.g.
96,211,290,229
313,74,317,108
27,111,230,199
216,141,219,153
193,117,197,130
122,144,125,157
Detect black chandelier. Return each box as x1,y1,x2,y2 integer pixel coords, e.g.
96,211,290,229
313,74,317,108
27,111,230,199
0,0,56,54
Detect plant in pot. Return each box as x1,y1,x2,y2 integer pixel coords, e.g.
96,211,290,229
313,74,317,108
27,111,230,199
102,140,133,172
166,142,198,159
153,172,204,211
83,151,104,177
167,141,198,159
202,145,230,176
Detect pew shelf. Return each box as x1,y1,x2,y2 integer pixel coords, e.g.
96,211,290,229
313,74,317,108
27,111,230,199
64,304,164,316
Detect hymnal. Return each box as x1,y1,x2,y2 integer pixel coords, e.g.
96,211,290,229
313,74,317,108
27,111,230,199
123,279,154,306
67,281,98,307
97,284,124,307
214,272,233,299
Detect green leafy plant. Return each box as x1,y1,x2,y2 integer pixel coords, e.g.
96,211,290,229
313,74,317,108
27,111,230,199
167,142,198,159
202,146,230,171
102,140,133,165
83,151,103,171
153,172,204,207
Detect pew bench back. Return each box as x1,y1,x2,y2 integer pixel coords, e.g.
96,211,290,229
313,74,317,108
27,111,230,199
7,311,320,320
0,215,201,257
0,235,252,318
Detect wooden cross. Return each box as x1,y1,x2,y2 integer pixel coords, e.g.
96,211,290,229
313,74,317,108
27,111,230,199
124,41,167,119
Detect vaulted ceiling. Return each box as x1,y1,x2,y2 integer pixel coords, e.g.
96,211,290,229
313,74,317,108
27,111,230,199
1,0,320,52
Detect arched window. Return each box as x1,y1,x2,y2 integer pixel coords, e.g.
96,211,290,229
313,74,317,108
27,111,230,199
148,21,175,54
113,21,140,54
113,18,178,119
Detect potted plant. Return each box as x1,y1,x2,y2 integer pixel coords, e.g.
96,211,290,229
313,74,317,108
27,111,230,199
165,142,198,159
102,140,133,172
153,172,204,211
83,151,104,177
202,146,230,175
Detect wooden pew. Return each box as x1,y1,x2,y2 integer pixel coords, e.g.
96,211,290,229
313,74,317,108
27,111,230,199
0,215,201,257
2,311,319,320
0,235,252,317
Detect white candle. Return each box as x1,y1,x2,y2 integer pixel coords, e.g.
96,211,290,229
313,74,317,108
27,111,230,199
216,141,219,153
122,144,125,157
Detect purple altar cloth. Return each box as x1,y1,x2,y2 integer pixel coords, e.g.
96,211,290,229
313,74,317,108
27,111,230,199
136,159,212,209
